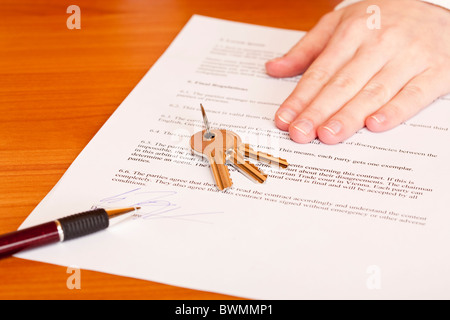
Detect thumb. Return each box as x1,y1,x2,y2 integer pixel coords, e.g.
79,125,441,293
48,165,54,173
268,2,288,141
266,12,342,78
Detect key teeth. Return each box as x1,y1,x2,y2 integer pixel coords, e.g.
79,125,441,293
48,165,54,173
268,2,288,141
246,160,268,184
231,155,268,184
244,160,268,178
243,144,289,168
221,174,233,191
221,184,233,191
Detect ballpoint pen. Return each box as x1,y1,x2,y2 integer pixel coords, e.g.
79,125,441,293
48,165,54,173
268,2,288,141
0,207,140,259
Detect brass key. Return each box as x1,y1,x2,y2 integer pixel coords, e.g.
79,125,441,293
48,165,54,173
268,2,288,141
229,150,268,184
190,104,289,191
241,144,289,169
191,129,234,191
225,131,268,184
225,130,289,170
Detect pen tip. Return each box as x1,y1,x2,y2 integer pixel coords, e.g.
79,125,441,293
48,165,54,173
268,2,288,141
106,207,140,218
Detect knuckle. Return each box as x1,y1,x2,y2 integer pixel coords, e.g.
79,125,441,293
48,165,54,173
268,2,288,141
401,84,424,100
399,84,426,106
329,73,356,89
360,82,389,101
338,17,367,38
302,67,330,83
348,16,367,29
318,12,335,24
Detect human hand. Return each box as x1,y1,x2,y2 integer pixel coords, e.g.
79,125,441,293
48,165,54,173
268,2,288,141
266,0,450,144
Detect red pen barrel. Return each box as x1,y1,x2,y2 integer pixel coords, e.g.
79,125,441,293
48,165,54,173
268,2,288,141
0,208,131,260
0,221,61,259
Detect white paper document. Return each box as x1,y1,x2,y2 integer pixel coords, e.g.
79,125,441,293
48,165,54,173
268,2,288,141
17,15,450,299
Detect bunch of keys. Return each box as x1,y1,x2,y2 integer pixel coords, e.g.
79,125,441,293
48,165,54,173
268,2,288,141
190,104,289,191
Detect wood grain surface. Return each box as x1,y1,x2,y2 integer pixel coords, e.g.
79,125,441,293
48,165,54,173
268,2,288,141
0,0,340,300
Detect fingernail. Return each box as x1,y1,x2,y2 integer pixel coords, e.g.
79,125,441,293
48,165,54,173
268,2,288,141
277,109,297,125
371,114,386,124
291,119,313,135
322,120,342,135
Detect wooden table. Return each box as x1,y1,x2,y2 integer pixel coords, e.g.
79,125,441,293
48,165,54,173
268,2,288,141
0,0,339,299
